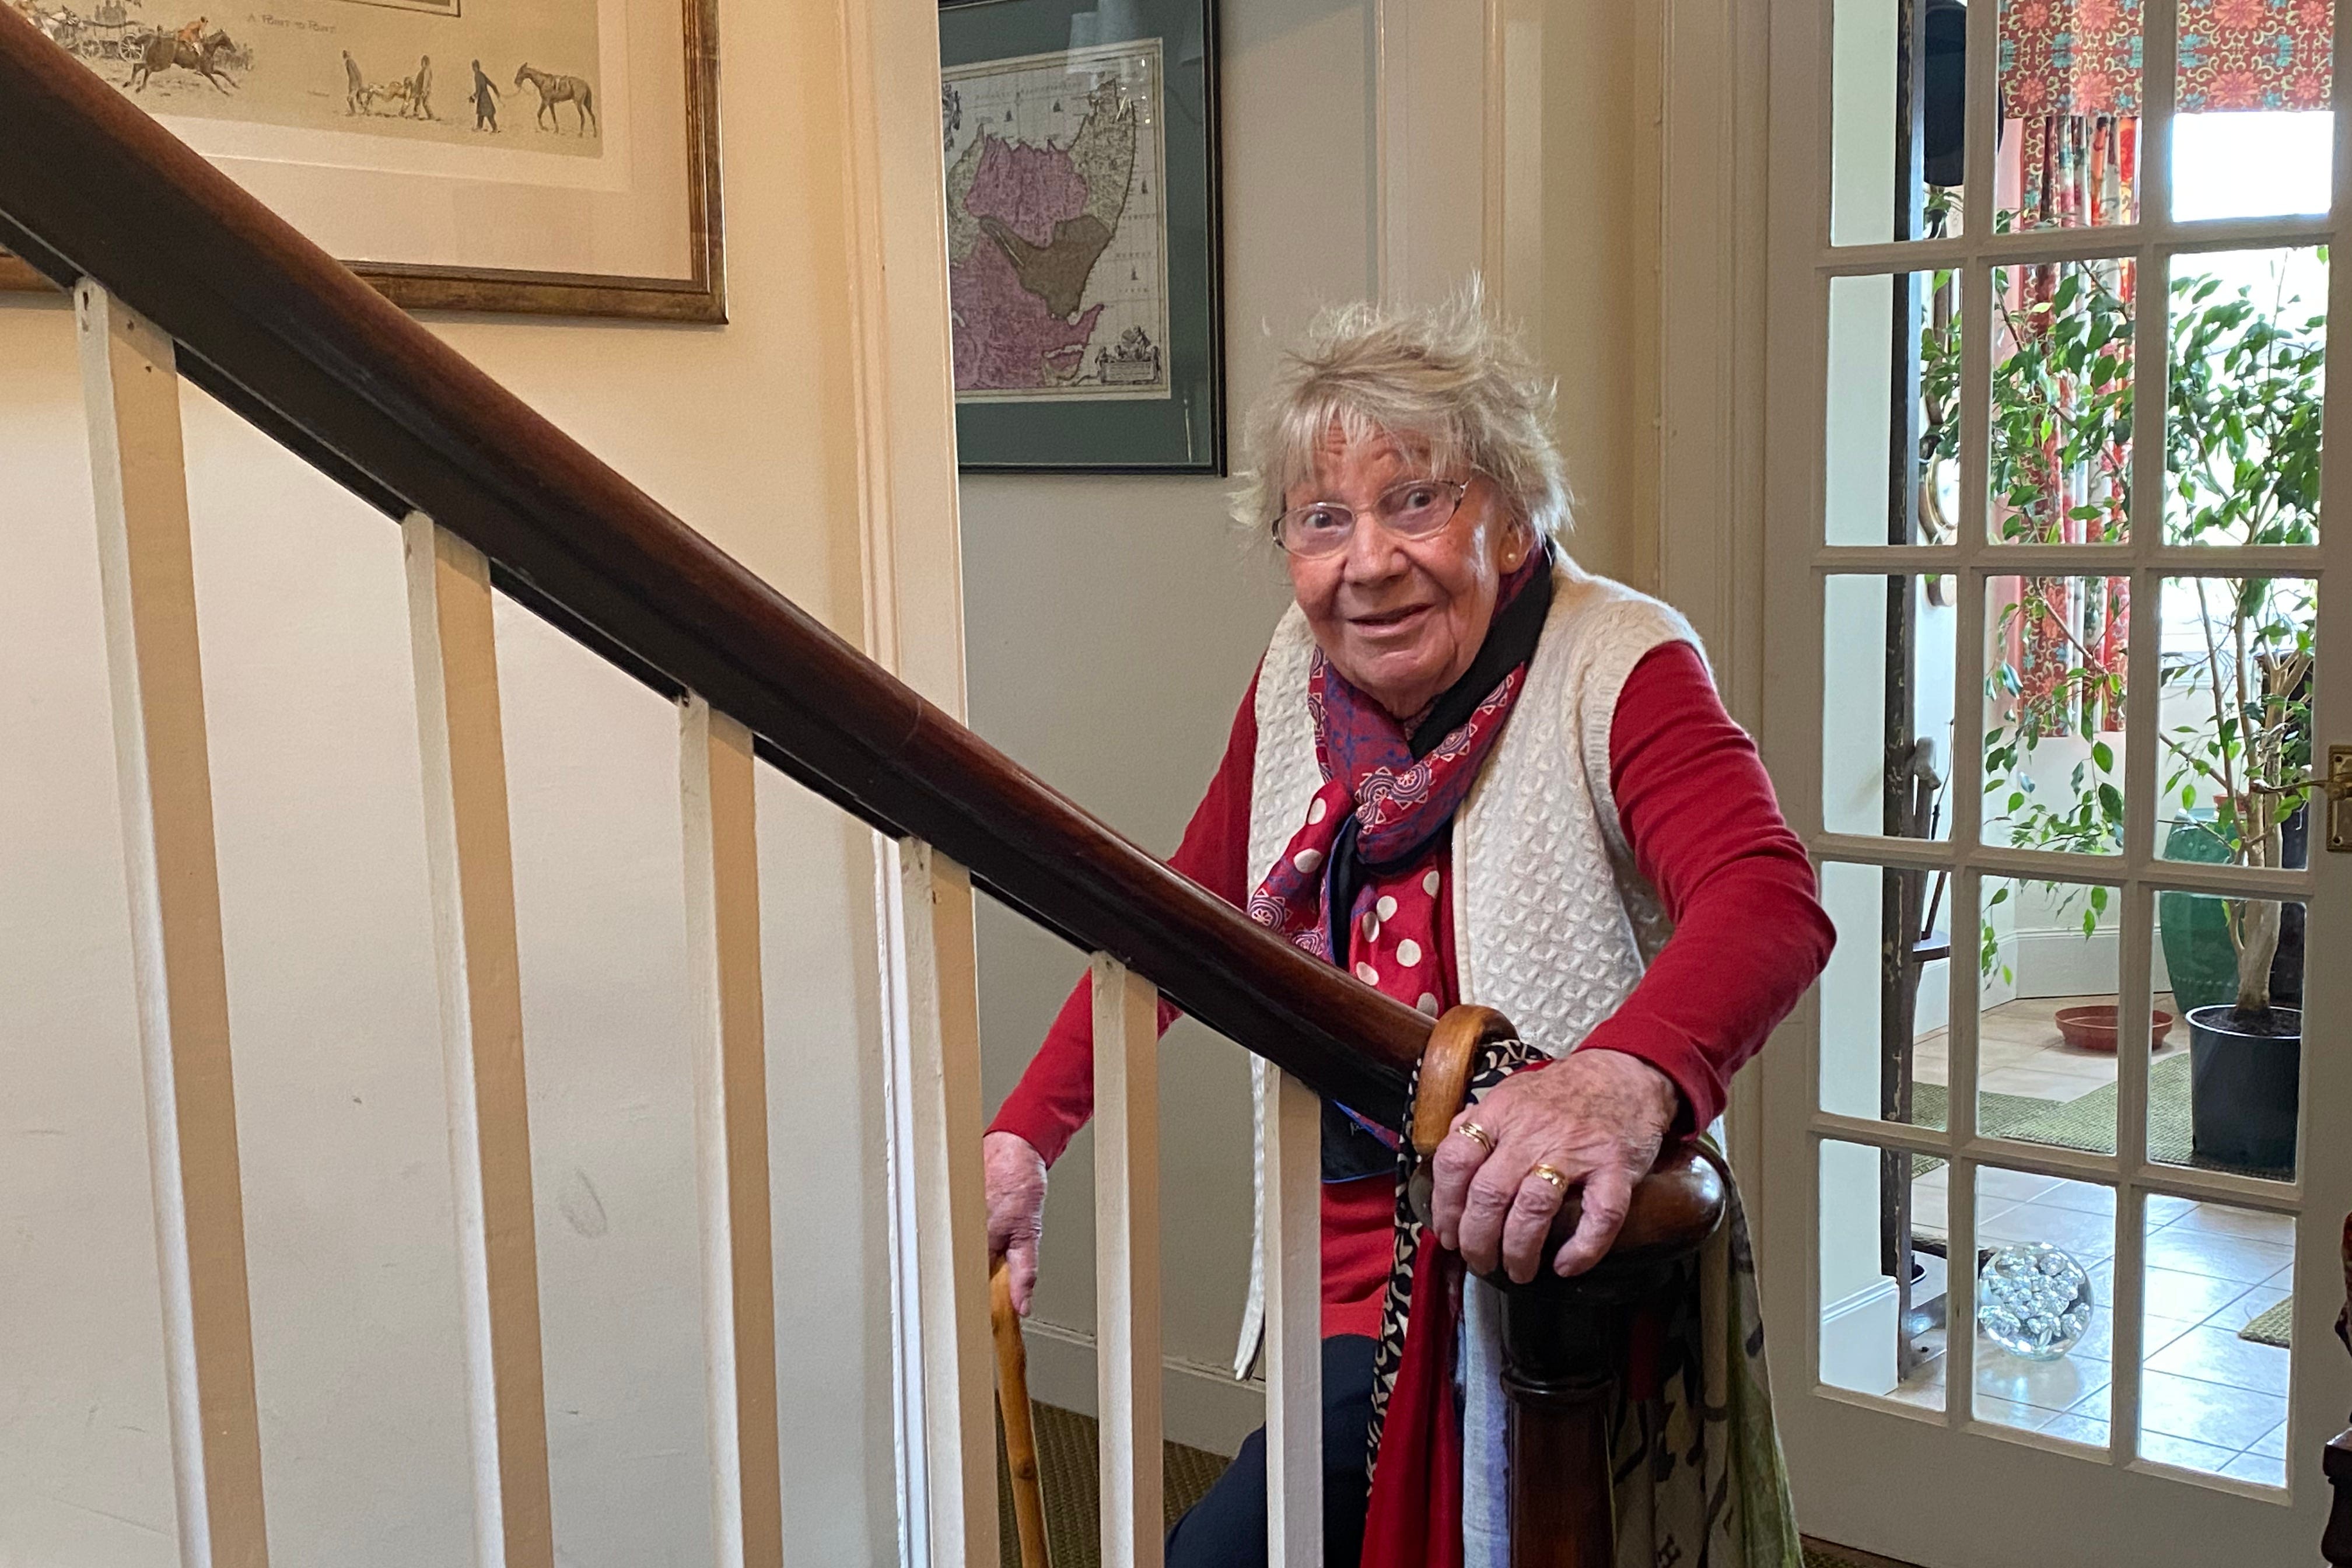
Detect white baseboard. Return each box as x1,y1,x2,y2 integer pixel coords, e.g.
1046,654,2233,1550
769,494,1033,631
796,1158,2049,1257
2011,925,2174,999
1819,1276,1900,1398
1015,1317,1264,1458
2014,927,2115,998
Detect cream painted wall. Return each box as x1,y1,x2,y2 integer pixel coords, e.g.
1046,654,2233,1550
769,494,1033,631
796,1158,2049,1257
1538,0,1662,593
0,0,904,1562
960,0,1372,1455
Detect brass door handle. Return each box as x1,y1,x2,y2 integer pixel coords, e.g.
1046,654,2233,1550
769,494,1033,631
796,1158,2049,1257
2329,745,2352,852
2242,746,2352,850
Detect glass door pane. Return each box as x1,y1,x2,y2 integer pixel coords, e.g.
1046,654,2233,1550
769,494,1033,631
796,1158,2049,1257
1833,0,1976,244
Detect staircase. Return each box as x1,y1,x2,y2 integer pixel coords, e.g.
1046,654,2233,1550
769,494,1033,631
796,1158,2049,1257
0,12,1723,1566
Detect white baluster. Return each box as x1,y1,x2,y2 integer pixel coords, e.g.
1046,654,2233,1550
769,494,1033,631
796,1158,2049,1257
680,699,783,1568
1263,1070,1324,1568
401,510,554,1568
891,839,998,1567
1093,956,1163,1568
76,281,271,1568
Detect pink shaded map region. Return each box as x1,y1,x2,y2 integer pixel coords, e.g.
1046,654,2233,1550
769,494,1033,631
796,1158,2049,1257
965,136,1090,248
951,134,1106,391
953,241,1104,391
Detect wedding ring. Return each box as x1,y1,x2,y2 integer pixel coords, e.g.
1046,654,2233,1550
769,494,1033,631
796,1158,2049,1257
1454,1121,1495,1153
1528,1164,1570,1193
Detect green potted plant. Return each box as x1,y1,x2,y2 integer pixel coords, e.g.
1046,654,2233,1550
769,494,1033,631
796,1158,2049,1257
2150,260,2321,1171
1950,258,2322,1170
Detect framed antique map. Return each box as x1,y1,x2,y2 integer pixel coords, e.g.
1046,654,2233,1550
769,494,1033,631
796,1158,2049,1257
2,0,722,319
939,0,1222,471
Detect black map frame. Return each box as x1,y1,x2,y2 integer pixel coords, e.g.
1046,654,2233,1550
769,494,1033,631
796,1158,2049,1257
939,0,1224,473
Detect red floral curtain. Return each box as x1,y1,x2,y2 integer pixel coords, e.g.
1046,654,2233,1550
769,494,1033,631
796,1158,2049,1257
1992,0,2330,737
2001,0,2333,118
1999,127,2137,734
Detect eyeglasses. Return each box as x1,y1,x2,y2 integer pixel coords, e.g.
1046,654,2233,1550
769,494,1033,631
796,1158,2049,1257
1271,477,1471,559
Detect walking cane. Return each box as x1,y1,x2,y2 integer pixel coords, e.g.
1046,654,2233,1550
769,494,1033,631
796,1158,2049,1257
992,1256,1052,1568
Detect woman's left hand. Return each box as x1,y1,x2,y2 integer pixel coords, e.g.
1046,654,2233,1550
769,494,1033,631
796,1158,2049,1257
1428,1049,1680,1283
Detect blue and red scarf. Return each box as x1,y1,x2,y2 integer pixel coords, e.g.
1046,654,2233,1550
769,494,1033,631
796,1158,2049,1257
1245,548,1552,994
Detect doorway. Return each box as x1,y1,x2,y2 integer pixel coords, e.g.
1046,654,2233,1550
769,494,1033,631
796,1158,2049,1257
1759,0,2352,1561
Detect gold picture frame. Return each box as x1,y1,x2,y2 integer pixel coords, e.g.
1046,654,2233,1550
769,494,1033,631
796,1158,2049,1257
3,0,724,320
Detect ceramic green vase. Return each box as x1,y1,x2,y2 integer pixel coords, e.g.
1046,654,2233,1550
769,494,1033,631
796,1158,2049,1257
2157,818,2237,1014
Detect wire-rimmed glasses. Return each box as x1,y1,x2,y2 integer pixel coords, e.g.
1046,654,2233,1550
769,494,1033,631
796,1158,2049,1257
1271,477,1471,558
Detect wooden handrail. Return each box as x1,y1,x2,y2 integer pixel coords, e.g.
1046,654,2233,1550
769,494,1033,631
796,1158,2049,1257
0,10,1422,1125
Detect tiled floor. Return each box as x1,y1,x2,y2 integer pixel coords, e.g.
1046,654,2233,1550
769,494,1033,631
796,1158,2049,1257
1896,995,2293,1484
1912,992,2187,1096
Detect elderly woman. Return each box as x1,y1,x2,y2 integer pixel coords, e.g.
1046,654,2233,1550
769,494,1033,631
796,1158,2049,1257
984,295,1831,1566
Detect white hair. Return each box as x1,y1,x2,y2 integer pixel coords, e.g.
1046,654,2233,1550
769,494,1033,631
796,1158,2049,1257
1231,284,1572,547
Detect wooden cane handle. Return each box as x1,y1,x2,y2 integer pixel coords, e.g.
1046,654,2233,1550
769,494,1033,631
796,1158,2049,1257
991,1258,1052,1568
1412,1005,1519,1156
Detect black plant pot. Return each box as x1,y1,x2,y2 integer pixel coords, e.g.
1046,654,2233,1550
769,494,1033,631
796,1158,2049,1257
2187,1005,2301,1171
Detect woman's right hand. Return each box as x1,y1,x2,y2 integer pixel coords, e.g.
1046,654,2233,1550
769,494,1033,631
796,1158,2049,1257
984,1130,1048,1315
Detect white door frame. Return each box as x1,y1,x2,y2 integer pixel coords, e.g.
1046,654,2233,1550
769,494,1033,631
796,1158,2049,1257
835,5,978,1568
1752,0,2352,1562
1652,0,1778,1172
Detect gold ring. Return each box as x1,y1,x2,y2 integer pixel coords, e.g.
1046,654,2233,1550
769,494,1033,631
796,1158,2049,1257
1454,1121,1494,1153
1528,1164,1570,1193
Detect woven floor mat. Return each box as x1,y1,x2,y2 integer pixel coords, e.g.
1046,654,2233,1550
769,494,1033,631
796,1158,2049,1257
1908,1084,2058,1179
1910,1054,2294,1193
2239,1295,2294,1349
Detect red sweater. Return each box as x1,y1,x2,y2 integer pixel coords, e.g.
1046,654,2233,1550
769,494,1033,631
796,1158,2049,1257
989,640,1831,1338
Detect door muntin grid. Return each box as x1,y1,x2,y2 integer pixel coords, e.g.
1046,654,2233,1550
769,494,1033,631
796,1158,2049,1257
1789,0,2343,1505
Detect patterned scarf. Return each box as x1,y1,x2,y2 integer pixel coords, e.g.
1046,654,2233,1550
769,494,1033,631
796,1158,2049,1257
1362,1039,1542,1568
1244,551,1550,994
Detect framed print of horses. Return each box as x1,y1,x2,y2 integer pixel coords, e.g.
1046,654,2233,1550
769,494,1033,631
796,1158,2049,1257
1,0,723,320
939,0,1224,473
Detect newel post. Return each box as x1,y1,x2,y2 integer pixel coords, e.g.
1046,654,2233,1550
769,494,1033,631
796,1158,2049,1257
1489,1152,1726,1568
1410,1008,1727,1568
2323,1430,2352,1567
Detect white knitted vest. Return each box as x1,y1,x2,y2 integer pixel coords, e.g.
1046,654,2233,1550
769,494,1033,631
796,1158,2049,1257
1231,558,1699,1376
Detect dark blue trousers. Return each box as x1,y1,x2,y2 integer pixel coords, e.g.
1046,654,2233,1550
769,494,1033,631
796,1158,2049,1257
1164,1334,1378,1568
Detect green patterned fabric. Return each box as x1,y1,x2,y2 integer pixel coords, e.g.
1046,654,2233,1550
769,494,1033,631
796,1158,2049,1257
1367,1056,1799,1567
1601,1142,1803,1568
995,1399,1853,1568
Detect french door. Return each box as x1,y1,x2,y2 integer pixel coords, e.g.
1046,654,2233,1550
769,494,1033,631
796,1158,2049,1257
1760,0,2352,1562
